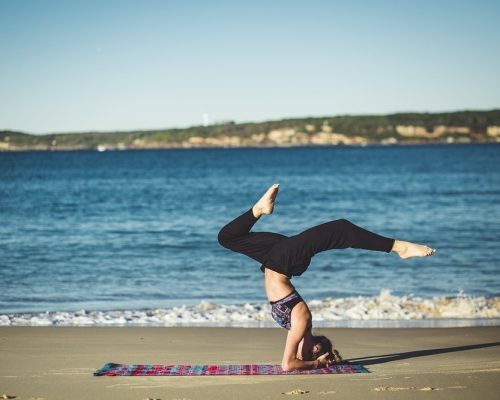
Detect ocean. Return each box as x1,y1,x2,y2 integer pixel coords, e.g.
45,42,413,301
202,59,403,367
1,144,499,327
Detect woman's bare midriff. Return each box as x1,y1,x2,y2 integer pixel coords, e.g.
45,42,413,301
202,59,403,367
264,267,296,302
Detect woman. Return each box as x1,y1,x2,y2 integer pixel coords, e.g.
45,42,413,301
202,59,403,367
217,184,436,371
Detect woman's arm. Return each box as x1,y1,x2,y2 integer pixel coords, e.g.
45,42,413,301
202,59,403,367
281,304,329,371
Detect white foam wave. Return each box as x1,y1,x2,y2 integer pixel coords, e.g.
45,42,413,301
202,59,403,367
1,290,499,327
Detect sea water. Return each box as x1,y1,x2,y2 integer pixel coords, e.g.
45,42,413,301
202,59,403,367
1,144,499,326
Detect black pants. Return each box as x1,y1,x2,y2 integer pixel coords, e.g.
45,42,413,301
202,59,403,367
218,208,395,277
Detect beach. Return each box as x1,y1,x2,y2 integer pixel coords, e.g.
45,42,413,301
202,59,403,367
1,326,499,400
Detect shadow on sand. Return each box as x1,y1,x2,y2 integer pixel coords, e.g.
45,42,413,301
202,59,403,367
346,341,500,366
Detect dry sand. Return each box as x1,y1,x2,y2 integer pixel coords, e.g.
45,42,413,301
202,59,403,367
1,326,499,400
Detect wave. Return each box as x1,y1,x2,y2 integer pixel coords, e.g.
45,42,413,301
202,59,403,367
1,290,499,327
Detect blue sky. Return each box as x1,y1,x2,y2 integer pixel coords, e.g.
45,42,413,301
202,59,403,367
1,0,499,134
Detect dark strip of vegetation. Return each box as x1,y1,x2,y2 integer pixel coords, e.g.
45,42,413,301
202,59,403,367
1,109,499,150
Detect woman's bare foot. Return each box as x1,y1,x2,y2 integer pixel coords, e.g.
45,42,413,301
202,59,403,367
252,184,280,218
392,240,436,259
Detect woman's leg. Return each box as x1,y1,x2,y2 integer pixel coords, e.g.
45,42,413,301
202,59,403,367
289,219,395,259
218,184,286,264
264,218,402,276
285,218,434,260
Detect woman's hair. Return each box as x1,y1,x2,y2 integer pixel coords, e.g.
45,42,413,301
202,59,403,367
311,335,343,363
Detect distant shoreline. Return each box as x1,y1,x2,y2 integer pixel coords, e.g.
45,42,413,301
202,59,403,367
2,109,500,152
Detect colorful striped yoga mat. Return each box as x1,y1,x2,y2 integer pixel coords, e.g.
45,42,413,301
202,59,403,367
94,362,368,376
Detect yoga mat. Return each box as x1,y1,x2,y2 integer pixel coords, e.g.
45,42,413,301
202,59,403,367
94,362,368,376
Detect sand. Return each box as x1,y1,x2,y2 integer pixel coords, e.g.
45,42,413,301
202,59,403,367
1,326,499,400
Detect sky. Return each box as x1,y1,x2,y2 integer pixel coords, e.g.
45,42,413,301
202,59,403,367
0,0,499,134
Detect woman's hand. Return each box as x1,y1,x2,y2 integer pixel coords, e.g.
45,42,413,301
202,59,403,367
316,352,330,368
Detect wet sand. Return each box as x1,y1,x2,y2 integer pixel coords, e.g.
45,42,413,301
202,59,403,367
1,326,499,400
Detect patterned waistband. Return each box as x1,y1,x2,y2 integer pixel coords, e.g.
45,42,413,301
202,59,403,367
269,290,302,305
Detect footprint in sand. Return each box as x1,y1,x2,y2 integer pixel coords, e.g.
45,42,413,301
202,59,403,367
373,386,414,392
281,389,310,395
318,390,336,395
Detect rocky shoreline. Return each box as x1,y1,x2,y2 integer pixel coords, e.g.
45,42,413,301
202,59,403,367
2,112,500,152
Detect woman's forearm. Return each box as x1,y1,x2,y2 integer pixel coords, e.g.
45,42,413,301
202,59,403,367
282,358,319,371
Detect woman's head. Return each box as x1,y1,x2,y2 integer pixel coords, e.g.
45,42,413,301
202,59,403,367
310,335,332,360
310,335,343,363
